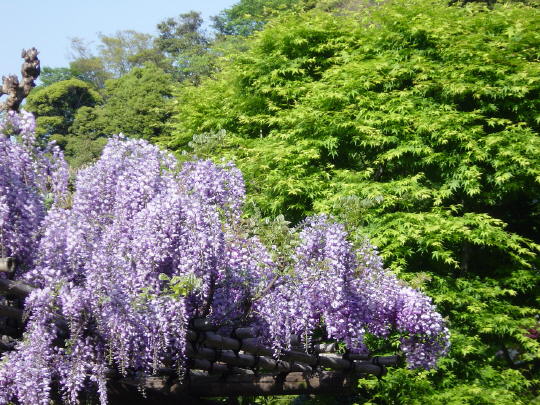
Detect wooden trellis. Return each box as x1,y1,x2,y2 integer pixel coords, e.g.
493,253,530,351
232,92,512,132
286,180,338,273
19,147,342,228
0,258,401,403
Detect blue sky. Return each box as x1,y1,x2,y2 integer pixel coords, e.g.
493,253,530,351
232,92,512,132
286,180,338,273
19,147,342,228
0,0,237,78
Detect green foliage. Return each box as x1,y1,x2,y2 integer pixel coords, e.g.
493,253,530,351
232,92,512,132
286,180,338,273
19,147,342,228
59,106,108,169
38,67,80,87
168,0,540,402
155,11,207,57
56,64,174,168
134,274,202,313
95,64,174,140
68,38,113,90
155,11,218,84
211,0,303,36
68,57,111,90
158,273,203,299
67,32,168,89
26,64,173,168
25,78,102,138
97,30,164,77
24,78,105,169
358,365,532,405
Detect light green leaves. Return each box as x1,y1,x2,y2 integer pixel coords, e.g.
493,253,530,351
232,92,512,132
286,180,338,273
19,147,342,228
158,273,202,299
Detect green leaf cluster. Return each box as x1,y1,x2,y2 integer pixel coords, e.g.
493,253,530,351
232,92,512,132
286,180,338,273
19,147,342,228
211,0,304,37
158,273,203,299
167,0,540,402
80,64,174,141
27,65,174,168
25,78,102,138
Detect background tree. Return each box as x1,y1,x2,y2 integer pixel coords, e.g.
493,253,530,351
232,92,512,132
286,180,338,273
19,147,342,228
33,30,175,168
38,67,78,87
155,11,208,57
167,0,540,402
67,32,167,89
25,78,102,139
97,30,166,77
67,37,112,89
24,78,103,168
211,0,303,36
73,64,174,143
61,106,108,168
155,11,216,83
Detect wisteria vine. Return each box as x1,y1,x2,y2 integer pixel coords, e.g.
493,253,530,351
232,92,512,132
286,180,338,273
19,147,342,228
0,112,449,404
0,110,68,269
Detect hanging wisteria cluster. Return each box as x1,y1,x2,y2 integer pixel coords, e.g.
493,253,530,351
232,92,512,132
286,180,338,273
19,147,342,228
254,217,449,369
0,112,449,404
0,110,68,269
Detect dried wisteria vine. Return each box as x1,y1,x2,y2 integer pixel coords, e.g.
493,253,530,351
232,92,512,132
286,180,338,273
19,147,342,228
0,112,449,404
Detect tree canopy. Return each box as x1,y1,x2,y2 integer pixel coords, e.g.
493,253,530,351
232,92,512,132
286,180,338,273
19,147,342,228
155,11,217,83
211,0,303,36
25,78,102,139
167,0,540,402
84,64,174,141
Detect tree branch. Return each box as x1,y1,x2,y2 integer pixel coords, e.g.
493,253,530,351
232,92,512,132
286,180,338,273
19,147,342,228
0,48,40,112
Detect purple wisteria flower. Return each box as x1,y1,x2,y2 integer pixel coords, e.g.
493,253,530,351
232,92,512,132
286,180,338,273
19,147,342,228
0,110,67,269
0,126,449,404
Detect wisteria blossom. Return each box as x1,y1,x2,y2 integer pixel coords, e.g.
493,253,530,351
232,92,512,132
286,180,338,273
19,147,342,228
0,115,449,404
0,110,68,268
254,217,449,368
